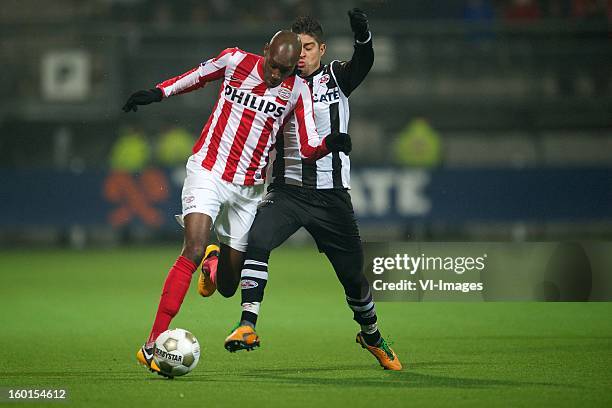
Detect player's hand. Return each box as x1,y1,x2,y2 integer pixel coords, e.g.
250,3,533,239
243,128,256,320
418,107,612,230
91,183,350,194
325,132,352,154
122,88,163,112
348,8,369,42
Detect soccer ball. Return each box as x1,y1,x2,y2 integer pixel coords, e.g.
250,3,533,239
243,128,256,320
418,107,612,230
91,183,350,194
154,328,201,377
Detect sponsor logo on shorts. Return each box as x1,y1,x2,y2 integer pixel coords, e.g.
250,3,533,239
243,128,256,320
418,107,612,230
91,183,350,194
257,199,274,209
240,279,259,289
184,195,195,204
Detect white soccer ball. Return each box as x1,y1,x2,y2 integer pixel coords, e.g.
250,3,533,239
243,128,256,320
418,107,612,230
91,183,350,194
154,328,201,377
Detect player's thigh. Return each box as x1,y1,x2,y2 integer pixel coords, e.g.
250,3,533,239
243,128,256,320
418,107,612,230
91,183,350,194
181,163,223,222
182,213,213,257
214,182,265,253
306,191,362,253
180,165,223,260
246,189,303,252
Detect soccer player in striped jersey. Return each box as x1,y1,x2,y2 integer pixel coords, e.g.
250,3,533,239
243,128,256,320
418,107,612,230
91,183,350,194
222,11,402,370
122,30,352,376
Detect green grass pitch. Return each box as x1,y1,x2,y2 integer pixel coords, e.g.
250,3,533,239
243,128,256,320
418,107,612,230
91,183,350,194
1,245,611,407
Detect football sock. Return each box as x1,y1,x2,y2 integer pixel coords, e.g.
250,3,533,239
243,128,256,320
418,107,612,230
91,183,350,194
347,290,381,345
239,248,270,327
147,256,197,346
361,326,382,347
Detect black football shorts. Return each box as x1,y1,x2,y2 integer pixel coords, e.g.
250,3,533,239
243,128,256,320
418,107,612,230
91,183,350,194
246,183,362,254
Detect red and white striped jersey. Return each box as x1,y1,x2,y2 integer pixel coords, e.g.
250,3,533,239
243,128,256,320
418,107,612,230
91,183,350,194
156,47,329,186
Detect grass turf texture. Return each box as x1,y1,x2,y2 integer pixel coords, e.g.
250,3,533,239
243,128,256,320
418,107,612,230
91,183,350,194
0,245,611,407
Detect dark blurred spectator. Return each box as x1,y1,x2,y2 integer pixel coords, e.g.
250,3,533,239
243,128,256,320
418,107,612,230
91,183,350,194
503,0,542,21
463,0,496,43
290,0,314,18
572,0,611,22
150,1,174,28
190,1,210,24
464,0,496,21
570,0,611,94
209,0,232,21
541,0,572,18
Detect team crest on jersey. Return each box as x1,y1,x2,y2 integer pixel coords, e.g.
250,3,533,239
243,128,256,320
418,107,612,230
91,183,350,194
277,87,291,101
319,74,330,84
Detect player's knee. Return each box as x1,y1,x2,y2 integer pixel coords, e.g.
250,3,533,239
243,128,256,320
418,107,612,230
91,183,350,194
246,228,276,255
244,246,271,263
216,265,241,298
342,275,370,301
182,240,206,266
217,281,238,298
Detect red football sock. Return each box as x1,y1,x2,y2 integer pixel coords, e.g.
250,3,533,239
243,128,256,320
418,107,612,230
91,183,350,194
203,255,218,285
147,256,197,346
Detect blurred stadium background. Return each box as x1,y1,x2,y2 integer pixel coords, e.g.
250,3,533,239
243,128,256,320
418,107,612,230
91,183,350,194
1,0,611,247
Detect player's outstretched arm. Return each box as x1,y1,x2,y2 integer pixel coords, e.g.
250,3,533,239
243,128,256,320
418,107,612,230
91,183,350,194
122,88,163,113
332,8,374,97
122,47,238,113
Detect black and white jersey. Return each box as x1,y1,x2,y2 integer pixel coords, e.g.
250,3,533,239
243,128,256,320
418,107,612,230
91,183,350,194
267,36,374,190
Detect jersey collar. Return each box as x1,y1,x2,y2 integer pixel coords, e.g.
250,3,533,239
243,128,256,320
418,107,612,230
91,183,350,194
299,64,324,80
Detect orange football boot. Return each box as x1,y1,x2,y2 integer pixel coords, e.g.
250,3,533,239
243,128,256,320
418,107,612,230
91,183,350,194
197,244,219,297
136,345,173,378
356,333,402,371
224,325,260,352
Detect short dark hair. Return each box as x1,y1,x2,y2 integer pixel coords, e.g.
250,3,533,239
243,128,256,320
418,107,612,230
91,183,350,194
291,15,325,44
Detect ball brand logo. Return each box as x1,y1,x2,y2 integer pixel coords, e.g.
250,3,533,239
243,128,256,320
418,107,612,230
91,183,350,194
240,279,259,289
224,85,285,118
319,74,330,84
155,347,183,362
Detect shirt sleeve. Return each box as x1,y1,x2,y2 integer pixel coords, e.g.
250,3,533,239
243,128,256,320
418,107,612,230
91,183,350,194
292,80,330,162
156,47,238,97
331,35,374,97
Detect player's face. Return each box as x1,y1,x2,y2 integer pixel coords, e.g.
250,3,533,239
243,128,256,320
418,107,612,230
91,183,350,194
263,44,296,88
297,34,326,77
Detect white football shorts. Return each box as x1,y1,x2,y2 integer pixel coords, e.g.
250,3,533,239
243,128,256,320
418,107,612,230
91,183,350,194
177,156,264,252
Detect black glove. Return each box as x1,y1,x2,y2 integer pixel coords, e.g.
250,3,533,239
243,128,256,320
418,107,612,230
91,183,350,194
122,88,163,112
325,132,352,154
348,8,369,42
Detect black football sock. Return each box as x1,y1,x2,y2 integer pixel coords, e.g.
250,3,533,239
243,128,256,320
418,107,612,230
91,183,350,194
239,247,270,329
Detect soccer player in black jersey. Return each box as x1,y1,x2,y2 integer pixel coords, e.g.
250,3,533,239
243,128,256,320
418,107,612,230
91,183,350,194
220,10,402,370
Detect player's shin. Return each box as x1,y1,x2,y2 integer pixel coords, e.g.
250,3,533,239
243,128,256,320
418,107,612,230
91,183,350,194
239,248,270,328
326,249,383,346
146,256,198,346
